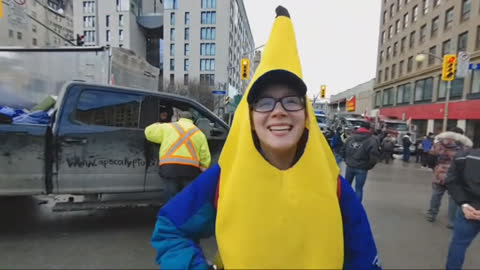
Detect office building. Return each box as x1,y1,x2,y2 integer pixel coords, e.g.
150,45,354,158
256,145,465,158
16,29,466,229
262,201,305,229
0,0,74,47
374,0,480,145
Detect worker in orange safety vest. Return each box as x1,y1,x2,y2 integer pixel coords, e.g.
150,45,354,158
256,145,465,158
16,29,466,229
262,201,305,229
145,110,211,198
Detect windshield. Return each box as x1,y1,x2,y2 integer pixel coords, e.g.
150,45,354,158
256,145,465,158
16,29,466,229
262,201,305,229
386,122,408,131
346,120,367,127
315,115,327,124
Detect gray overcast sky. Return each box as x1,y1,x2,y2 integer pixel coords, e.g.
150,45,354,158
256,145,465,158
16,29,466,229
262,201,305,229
242,0,381,98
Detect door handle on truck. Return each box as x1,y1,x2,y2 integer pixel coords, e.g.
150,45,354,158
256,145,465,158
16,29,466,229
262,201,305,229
63,137,88,144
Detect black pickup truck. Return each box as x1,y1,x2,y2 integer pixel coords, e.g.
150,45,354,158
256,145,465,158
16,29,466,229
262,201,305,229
0,82,228,209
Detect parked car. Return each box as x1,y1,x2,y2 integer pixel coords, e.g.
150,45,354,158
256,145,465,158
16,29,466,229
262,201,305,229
0,82,229,211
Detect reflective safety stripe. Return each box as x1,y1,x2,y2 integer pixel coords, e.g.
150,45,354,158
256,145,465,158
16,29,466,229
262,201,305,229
159,122,201,167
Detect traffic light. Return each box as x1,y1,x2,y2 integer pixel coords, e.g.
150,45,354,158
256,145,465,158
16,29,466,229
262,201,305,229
320,85,326,98
240,58,250,80
441,54,457,81
76,34,84,46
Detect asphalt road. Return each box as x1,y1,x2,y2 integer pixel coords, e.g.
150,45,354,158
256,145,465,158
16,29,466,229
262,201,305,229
0,157,478,269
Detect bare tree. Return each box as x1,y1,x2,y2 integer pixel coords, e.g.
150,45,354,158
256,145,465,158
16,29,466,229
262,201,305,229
311,92,321,104
163,80,215,111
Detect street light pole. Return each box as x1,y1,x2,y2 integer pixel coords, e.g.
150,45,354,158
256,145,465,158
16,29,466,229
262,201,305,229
443,80,451,132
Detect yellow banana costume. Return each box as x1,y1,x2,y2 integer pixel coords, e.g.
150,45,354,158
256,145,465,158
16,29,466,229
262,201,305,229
151,6,380,270
216,6,343,269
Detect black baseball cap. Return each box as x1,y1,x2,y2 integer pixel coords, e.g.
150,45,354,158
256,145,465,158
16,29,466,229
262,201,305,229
247,70,307,104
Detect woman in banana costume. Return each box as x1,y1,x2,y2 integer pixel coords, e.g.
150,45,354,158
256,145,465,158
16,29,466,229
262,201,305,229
151,6,380,269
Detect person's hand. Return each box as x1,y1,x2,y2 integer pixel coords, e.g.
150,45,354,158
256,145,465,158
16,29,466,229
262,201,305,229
462,204,480,220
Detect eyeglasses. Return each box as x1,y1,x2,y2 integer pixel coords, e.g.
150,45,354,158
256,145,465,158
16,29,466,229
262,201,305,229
252,95,305,113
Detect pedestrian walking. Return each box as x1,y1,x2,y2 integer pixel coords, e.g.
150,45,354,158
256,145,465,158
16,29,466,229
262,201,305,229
381,134,395,164
425,127,473,228
402,133,412,162
150,6,380,269
415,139,423,163
330,127,346,165
145,110,211,198
445,148,480,270
341,121,380,202
421,132,434,167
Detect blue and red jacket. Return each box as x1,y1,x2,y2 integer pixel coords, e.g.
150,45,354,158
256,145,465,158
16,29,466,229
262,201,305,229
151,164,381,269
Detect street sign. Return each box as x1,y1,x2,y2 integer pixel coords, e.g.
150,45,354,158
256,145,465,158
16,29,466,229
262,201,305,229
469,63,480,70
212,90,226,95
456,51,470,78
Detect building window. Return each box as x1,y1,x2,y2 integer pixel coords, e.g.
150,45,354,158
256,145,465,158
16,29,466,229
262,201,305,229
184,74,189,86
397,83,411,104
476,26,480,50
403,13,409,28
388,25,393,39
375,91,382,108
383,11,387,25
407,56,413,72
200,74,215,86
170,12,175,25
184,43,190,56
84,30,95,43
170,43,175,57
16,32,22,40
431,17,439,37
420,24,427,43
383,88,395,106
395,20,400,34
83,1,95,13
382,31,386,44
165,0,178,9
83,16,95,28
461,0,471,22
399,60,404,76
412,5,418,22
442,39,451,55
379,51,384,64
471,69,480,93
118,30,124,41
170,59,175,71
387,46,391,60
414,77,433,102
409,31,415,48
201,11,216,24
106,30,111,42
185,12,190,25
8,29,14,38
438,76,464,99
457,31,468,53
200,27,216,40
170,28,175,41
119,15,124,27
32,38,37,46
200,59,215,71
184,28,190,40
393,42,398,57
423,0,429,14
184,59,190,71
119,44,123,48
434,0,441,7
32,24,37,33
169,74,175,85
397,0,401,11
378,70,382,83
200,43,216,56
391,64,396,79
428,46,436,65
201,0,216,9
106,15,110,27
401,36,406,53
385,67,389,81
444,7,454,30
390,4,395,18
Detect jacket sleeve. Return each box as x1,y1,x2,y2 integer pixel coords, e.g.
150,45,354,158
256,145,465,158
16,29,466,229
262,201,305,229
151,165,220,269
445,152,469,205
198,133,211,169
367,139,380,169
145,123,166,144
340,137,350,158
339,176,381,270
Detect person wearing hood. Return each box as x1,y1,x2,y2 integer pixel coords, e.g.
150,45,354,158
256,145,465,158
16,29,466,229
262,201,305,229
341,121,380,202
425,127,473,229
150,6,380,270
